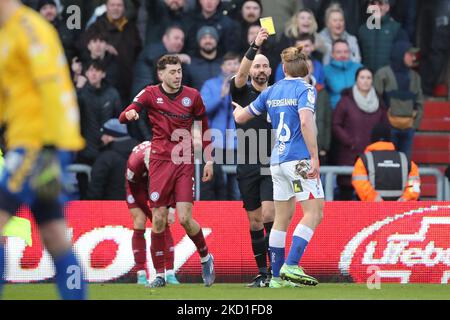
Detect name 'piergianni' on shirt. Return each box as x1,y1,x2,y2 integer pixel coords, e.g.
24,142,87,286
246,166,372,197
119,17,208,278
267,98,298,108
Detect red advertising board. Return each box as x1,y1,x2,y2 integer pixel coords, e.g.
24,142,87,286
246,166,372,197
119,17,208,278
4,201,450,284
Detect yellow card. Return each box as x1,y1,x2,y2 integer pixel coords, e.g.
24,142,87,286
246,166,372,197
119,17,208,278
260,17,276,35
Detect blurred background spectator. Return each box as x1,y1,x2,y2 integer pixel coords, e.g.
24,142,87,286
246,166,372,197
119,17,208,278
201,52,241,200
332,67,387,200
187,26,223,90
185,0,241,56
358,0,409,73
75,61,122,199
304,57,332,165
318,2,361,66
324,39,362,109
275,33,325,85
144,0,190,45
38,0,80,63
87,119,139,200
374,40,424,158
79,0,142,103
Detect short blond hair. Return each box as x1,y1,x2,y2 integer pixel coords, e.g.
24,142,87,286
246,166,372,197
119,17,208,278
281,45,309,78
324,3,345,28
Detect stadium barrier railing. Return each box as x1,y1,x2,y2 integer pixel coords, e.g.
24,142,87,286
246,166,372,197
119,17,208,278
199,165,448,201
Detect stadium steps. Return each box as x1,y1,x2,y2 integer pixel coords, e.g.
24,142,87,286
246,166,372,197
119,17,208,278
412,101,450,199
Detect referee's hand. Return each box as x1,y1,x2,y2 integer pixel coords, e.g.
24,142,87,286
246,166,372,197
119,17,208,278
255,28,269,47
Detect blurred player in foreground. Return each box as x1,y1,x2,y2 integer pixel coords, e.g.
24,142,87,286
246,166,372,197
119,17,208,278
233,45,324,288
0,0,86,299
120,55,215,287
125,141,179,285
230,27,275,287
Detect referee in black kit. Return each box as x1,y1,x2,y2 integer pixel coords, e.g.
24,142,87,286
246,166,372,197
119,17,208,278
230,28,275,287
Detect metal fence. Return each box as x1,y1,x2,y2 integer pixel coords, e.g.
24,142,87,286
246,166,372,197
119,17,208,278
196,164,449,201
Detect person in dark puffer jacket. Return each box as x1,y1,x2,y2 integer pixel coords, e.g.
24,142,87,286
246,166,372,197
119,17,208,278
357,0,409,73
87,119,139,200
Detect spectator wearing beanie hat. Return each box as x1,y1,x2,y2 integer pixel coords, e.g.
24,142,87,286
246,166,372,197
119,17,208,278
86,119,139,200
187,26,222,90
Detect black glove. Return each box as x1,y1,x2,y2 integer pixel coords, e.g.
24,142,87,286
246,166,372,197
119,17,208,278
30,146,62,201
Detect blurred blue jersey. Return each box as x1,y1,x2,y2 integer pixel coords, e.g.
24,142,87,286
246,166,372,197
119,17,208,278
248,78,316,165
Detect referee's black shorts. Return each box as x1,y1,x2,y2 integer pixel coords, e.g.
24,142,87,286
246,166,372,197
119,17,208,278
237,165,273,212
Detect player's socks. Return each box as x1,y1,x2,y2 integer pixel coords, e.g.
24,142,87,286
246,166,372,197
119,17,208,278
264,221,273,264
188,229,209,260
269,229,286,278
132,229,146,271
54,249,87,300
164,226,175,271
0,243,5,297
285,224,314,266
150,230,166,275
250,229,267,275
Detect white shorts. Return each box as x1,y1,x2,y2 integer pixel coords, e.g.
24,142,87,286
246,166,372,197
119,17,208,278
270,160,324,202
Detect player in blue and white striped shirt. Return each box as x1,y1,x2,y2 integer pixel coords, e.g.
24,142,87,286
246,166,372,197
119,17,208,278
232,45,325,288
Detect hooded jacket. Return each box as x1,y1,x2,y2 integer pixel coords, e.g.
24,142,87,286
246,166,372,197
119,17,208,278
374,41,424,129
352,141,420,201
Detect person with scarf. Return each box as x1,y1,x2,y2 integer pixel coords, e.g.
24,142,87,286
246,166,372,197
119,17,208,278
332,67,387,200
374,40,424,158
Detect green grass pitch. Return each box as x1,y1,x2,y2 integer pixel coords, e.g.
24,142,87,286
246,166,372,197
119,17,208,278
3,283,450,300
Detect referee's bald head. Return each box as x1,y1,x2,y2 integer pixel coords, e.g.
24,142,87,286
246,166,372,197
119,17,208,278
250,54,271,85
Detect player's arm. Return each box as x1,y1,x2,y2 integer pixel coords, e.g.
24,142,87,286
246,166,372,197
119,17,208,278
119,89,147,123
298,88,320,179
234,28,269,88
232,88,268,124
22,20,71,146
193,94,214,182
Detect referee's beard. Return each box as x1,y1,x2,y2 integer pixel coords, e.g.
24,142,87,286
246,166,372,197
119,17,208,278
252,73,269,86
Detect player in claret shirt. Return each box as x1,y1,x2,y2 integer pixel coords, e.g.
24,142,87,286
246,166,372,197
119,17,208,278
125,141,179,286
120,55,215,288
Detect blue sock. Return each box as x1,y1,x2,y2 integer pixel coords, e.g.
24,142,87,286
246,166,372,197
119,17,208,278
269,246,285,277
0,244,4,297
285,236,309,265
54,250,87,300
286,224,314,266
268,229,287,278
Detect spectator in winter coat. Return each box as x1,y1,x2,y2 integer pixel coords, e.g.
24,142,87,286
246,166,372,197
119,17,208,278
187,26,223,90
324,39,362,109
358,0,409,73
332,67,387,200
87,119,139,200
144,0,191,45
72,32,120,93
184,0,241,56
374,40,424,158
75,61,122,199
37,0,80,63
79,0,142,103
132,25,191,97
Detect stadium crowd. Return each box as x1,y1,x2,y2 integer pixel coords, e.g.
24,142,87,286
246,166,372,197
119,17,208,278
19,0,450,201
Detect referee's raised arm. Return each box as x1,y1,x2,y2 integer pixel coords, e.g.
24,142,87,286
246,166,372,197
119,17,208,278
234,28,269,88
